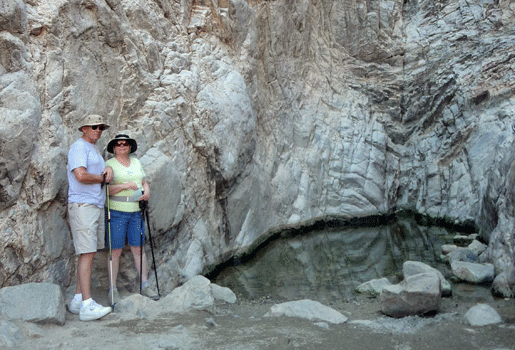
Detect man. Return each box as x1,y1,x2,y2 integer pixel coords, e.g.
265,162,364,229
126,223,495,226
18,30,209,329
67,114,113,321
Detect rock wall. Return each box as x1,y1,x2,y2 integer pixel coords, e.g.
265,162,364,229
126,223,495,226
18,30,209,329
1,0,515,295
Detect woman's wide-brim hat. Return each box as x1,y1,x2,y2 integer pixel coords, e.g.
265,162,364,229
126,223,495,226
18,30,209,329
107,134,137,154
78,114,110,131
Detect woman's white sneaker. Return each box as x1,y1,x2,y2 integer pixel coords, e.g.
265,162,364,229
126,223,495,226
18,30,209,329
79,299,112,321
68,298,81,314
141,285,159,300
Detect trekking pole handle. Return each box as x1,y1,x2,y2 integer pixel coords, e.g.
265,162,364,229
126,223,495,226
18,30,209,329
139,190,148,210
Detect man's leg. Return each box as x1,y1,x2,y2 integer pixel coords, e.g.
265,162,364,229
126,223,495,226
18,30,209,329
75,256,82,295
77,252,95,300
68,204,111,320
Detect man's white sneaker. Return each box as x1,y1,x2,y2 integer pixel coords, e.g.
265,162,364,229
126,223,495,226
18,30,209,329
68,298,81,314
79,299,112,321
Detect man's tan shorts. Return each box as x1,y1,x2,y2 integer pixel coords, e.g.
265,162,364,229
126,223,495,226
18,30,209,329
68,203,105,255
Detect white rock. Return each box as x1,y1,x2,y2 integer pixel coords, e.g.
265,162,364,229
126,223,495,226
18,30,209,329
464,304,502,326
467,240,487,256
355,278,392,297
403,261,452,296
0,283,65,325
380,272,441,318
449,248,479,264
114,294,155,319
160,275,215,313
116,276,238,319
441,244,458,255
314,322,330,329
451,261,494,284
266,299,348,324
211,283,237,304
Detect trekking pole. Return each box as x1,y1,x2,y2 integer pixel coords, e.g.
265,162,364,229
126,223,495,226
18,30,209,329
106,182,114,308
144,207,160,298
139,201,144,295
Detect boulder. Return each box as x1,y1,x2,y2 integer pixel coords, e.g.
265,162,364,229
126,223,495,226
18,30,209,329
467,240,487,256
402,261,452,296
355,277,391,297
266,299,348,324
441,244,458,255
0,283,65,325
464,304,502,326
451,261,494,284
159,275,215,313
115,276,237,319
113,293,155,319
380,272,441,318
491,266,515,298
448,248,479,264
211,283,237,304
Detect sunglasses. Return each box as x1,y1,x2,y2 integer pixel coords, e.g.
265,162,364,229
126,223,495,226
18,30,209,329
115,141,129,147
90,125,107,131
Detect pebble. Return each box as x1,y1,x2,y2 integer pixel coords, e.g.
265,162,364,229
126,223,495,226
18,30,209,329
314,322,330,329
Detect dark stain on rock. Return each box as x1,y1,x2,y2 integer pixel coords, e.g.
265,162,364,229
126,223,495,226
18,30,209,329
471,90,490,105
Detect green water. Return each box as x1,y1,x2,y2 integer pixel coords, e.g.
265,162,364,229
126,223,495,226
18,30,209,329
211,217,460,304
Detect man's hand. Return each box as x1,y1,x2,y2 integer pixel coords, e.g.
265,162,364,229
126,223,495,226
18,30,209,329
74,167,107,184
102,166,114,183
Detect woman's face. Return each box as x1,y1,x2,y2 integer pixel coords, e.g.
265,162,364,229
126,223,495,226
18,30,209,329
114,141,131,155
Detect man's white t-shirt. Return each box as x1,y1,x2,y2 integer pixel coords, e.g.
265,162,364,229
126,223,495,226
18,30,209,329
67,138,106,208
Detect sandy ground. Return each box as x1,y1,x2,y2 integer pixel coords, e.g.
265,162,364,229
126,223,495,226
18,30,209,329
13,286,515,350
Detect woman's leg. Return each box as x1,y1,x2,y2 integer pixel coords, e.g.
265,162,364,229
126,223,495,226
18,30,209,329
107,209,129,289
126,210,149,284
130,245,148,283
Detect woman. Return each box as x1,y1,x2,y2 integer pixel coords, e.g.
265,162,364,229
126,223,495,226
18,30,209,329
105,134,158,303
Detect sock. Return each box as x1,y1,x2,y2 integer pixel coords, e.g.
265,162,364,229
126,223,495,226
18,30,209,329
142,281,149,289
82,298,93,306
73,293,82,301
109,285,117,291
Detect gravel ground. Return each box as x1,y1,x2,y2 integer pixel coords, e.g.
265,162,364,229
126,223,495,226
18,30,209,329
15,289,515,350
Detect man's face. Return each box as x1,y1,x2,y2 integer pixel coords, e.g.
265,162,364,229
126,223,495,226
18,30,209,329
82,125,106,143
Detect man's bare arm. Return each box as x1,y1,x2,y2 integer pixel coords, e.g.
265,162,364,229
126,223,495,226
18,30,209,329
73,166,113,184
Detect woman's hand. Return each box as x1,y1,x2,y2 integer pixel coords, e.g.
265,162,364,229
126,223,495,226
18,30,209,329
138,192,150,201
125,182,138,190
139,178,150,202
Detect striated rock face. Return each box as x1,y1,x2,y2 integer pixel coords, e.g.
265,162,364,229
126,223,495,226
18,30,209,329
1,0,515,296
